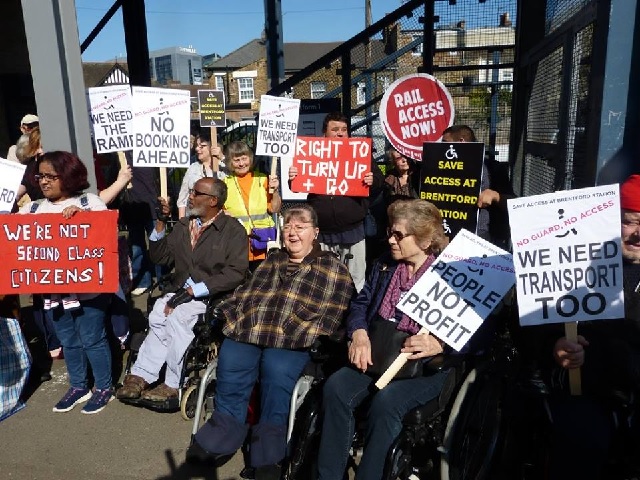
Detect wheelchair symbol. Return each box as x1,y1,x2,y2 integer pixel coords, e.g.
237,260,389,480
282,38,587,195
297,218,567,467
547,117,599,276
445,145,458,160
442,219,452,234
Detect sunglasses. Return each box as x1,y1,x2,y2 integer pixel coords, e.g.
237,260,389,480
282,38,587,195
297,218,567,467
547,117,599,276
188,188,216,198
387,229,413,242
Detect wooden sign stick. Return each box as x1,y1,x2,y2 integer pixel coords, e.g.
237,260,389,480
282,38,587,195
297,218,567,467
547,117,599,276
159,167,168,201
374,327,430,390
269,156,278,194
210,126,219,174
564,321,582,395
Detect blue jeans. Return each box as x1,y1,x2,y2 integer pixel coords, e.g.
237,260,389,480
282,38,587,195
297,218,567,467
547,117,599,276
317,366,449,480
47,294,112,390
128,220,154,290
32,295,60,351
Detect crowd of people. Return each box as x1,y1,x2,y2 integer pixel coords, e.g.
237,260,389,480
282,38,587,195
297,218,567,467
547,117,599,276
1,111,639,480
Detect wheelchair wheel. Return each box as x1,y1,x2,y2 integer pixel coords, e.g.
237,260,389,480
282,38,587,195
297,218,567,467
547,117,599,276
181,384,198,421
440,362,504,480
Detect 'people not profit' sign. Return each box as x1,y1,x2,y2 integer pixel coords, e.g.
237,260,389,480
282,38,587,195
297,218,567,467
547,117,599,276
380,73,454,162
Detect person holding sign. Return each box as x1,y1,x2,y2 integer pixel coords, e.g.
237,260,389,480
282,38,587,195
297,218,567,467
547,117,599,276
317,199,450,480
288,112,382,292
223,141,280,271
536,175,640,479
117,178,248,404
18,151,114,414
176,131,226,218
190,204,354,478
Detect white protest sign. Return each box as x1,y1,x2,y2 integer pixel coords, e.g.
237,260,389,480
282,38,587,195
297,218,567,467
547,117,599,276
397,229,515,351
0,158,26,213
131,87,191,168
508,184,624,326
256,95,301,157
87,85,134,153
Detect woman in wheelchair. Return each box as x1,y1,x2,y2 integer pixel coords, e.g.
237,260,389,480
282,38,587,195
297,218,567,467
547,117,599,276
317,199,450,480
189,204,355,478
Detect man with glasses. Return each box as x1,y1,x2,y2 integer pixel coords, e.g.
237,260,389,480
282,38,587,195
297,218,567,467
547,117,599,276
116,178,248,404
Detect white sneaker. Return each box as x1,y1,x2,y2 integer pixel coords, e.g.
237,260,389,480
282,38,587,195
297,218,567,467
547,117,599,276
131,287,148,296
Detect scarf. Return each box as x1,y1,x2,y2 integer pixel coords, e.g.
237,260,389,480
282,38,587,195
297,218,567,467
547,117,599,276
378,254,435,334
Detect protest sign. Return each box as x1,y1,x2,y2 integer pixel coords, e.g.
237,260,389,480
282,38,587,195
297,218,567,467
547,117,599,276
380,73,454,161
289,137,371,197
131,87,191,168
0,158,26,213
0,210,119,294
420,142,485,238
197,90,226,128
256,95,301,157
508,184,624,327
280,99,341,201
397,229,514,352
87,85,134,153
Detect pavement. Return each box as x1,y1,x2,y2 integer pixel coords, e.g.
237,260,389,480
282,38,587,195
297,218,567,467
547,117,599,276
0,294,245,480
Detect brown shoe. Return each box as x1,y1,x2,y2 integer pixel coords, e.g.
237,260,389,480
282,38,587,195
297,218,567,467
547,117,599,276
141,383,179,402
116,374,149,399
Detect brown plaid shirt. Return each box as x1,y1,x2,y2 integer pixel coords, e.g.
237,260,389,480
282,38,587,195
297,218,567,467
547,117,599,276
221,247,355,349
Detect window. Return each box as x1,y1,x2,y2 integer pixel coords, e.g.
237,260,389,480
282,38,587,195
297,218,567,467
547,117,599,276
215,75,225,92
154,55,173,85
238,77,254,102
411,34,423,56
356,82,366,105
310,81,327,99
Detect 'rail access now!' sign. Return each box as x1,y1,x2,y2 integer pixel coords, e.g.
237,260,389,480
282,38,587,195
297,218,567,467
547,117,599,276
380,73,454,162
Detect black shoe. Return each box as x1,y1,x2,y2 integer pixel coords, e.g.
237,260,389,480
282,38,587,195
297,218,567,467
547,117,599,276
185,441,233,467
255,464,282,480
40,372,52,382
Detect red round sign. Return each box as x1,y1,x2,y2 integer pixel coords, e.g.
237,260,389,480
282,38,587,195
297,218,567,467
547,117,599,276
380,74,455,161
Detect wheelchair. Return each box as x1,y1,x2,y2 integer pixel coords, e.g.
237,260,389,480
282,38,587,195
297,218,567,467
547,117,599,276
120,281,224,420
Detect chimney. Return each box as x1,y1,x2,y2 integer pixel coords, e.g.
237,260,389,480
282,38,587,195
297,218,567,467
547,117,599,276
500,12,512,27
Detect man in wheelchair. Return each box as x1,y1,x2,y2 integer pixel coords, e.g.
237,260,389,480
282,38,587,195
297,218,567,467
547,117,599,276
317,199,451,480
188,204,355,479
532,175,640,479
116,178,248,404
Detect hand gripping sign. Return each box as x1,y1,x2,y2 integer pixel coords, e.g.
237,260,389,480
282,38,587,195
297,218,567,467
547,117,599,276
290,136,372,197
375,230,515,389
380,73,455,162
508,184,624,395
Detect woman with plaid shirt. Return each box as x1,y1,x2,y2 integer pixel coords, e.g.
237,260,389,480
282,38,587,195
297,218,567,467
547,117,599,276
191,203,354,477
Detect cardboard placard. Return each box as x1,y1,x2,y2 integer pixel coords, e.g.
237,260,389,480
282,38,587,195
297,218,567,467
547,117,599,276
87,85,134,153
256,94,301,157
397,229,514,351
508,185,624,326
198,90,226,128
0,210,119,294
0,158,26,213
132,87,191,168
289,137,371,197
420,142,485,239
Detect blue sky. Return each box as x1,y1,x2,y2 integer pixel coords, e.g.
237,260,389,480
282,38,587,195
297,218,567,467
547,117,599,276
76,0,403,61
76,0,517,62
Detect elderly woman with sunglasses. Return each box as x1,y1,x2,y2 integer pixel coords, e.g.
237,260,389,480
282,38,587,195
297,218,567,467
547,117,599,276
18,151,114,414
177,131,226,218
189,204,354,478
317,199,450,480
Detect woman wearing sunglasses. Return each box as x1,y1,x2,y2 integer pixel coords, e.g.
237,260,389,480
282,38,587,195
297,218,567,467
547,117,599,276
317,199,451,480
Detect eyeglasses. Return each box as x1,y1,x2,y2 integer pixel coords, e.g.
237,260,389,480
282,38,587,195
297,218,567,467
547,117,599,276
35,173,60,182
387,229,413,242
283,223,312,234
188,188,216,198
195,143,210,149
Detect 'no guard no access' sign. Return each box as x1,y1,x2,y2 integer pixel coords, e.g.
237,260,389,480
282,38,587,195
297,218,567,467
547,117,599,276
380,73,455,162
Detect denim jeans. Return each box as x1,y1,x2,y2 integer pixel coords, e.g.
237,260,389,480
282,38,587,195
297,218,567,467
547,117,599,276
32,295,60,351
47,294,112,390
216,338,310,424
128,220,154,290
317,366,449,480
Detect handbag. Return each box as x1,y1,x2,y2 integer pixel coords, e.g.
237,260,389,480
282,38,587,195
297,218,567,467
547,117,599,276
366,317,423,379
249,226,278,251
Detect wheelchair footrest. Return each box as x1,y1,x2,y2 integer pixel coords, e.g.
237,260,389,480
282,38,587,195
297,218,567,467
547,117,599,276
118,396,180,413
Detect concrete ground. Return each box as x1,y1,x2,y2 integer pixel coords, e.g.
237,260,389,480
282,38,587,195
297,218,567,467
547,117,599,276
0,294,245,480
